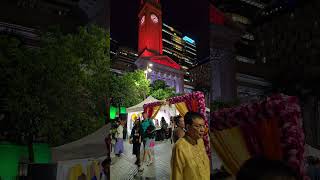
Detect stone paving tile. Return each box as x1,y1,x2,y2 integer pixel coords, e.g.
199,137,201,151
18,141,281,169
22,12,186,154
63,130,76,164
111,140,172,180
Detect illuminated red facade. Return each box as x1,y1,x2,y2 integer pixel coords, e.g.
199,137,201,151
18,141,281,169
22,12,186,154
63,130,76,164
210,4,225,25
150,56,180,70
138,0,163,56
136,0,183,93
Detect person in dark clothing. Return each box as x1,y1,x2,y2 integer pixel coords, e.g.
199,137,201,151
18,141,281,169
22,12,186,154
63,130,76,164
160,117,168,140
307,156,320,180
236,157,299,180
173,115,185,143
101,158,111,180
104,134,112,159
123,120,127,140
130,121,143,171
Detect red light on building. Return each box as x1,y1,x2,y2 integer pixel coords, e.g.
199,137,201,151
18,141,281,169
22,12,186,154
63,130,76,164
138,0,163,56
210,4,225,25
150,56,181,70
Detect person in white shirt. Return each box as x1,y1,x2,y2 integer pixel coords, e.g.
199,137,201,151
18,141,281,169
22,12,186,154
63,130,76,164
114,119,124,157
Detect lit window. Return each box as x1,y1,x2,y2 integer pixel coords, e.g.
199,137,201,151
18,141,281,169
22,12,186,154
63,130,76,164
186,50,196,56
186,45,196,52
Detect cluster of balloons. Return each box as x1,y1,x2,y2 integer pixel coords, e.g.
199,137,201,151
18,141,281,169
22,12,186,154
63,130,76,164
131,113,142,122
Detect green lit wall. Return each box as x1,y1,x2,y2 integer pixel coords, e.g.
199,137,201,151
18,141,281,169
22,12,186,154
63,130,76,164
120,107,126,114
110,106,117,119
0,142,51,180
33,143,51,163
110,106,126,120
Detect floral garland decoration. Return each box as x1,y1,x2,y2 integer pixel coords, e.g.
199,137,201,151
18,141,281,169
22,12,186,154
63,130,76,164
210,94,306,178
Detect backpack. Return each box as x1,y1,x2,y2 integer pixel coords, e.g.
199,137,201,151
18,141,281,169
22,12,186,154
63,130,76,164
146,124,156,139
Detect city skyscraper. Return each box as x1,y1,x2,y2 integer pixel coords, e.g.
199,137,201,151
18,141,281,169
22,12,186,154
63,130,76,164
161,23,197,91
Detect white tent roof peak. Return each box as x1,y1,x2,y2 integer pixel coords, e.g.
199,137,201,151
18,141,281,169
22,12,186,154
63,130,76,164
126,96,158,112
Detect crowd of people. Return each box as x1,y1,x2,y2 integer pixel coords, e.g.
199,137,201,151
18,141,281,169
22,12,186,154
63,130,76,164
106,111,305,180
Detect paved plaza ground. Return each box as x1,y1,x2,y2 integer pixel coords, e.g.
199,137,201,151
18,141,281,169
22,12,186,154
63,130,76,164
110,140,173,180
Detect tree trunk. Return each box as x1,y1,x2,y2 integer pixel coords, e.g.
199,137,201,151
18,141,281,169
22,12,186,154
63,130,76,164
118,104,121,119
105,96,110,124
28,137,34,163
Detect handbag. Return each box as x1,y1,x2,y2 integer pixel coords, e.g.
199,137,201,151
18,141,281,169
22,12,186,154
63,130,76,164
150,139,155,147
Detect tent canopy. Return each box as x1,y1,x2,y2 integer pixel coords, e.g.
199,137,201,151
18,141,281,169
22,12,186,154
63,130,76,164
51,124,110,162
126,96,158,113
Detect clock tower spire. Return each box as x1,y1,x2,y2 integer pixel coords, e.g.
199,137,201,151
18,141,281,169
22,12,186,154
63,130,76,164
135,0,183,93
138,0,163,56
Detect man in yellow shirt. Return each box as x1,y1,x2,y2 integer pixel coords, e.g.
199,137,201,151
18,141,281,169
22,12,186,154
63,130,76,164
171,112,210,180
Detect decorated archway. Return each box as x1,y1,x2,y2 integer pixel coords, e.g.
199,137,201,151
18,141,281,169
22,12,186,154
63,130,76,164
210,94,306,178
143,91,211,159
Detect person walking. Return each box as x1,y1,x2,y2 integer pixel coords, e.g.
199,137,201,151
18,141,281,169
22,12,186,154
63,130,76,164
169,117,174,144
172,115,185,143
114,119,125,157
171,112,210,180
145,123,156,166
140,111,156,167
160,117,168,140
104,134,112,159
100,158,111,180
130,120,144,171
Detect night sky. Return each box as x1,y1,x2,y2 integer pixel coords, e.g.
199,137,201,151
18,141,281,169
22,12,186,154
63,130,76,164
111,0,210,60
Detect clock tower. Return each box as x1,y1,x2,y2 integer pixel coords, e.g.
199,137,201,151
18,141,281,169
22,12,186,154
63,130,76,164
138,0,163,56
136,0,184,93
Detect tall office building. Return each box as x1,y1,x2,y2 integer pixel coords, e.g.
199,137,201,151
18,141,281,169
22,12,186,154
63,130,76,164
162,23,197,92
162,23,197,67
209,4,272,103
110,38,138,74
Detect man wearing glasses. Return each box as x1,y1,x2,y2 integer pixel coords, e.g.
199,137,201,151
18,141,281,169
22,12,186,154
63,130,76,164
170,112,210,180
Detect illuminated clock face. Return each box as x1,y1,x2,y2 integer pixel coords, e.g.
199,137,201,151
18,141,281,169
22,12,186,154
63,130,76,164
150,14,158,23
140,15,145,25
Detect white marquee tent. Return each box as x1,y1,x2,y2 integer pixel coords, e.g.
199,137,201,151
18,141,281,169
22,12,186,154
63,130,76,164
52,123,110,180
126,96,159,136
126,96,159,113
52,123,110,161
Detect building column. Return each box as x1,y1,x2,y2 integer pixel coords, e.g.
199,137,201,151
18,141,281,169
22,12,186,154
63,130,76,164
157,71,161,81
210,24,242,102
169,74,174,88
211,48,236,102
150,70,156,83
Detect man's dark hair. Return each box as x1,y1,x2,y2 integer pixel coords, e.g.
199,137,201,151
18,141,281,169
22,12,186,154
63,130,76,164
102,158,111,167
174,115,182,125
184,112,204,126
236,157,299,180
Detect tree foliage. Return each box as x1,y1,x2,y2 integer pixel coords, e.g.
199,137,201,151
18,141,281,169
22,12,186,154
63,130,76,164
110,74,179,107
110,70,150,107
0,25,110,147
150,80,176,100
